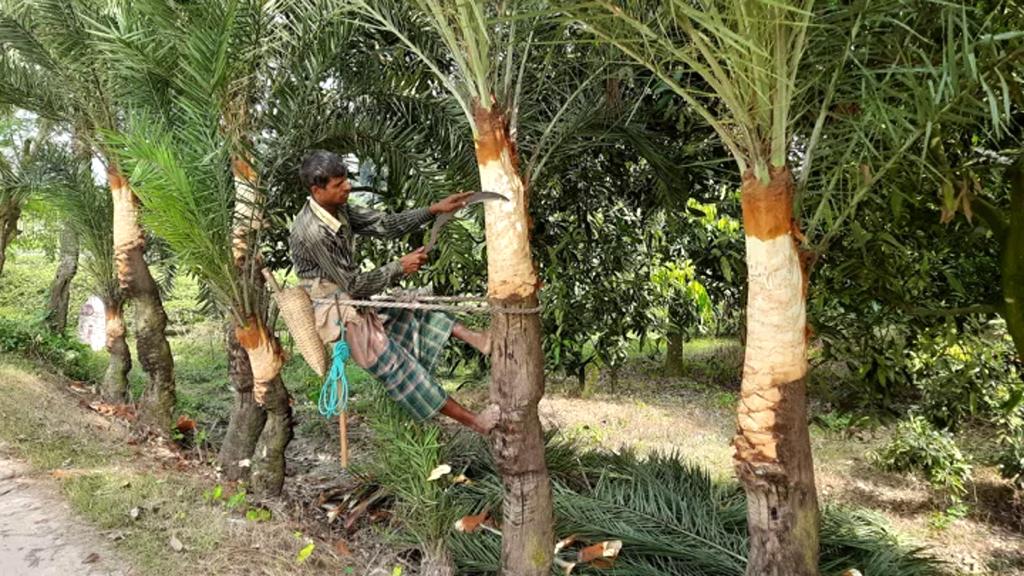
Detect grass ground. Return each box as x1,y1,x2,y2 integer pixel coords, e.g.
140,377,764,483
0,355,413,575
2,251,1022,574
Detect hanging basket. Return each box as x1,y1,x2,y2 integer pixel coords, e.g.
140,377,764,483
263,269,328,378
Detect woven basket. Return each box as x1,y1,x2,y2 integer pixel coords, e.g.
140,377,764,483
273,286,328,378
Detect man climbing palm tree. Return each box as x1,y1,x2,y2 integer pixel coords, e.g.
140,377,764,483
291,150,497,434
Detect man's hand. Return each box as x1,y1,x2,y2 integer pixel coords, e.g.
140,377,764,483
399,247,428,275
429,191,474,215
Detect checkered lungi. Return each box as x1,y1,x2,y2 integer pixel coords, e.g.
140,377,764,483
301,279,454,421
366,309,455,420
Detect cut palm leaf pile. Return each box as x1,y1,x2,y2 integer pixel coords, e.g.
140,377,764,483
417,433,942,576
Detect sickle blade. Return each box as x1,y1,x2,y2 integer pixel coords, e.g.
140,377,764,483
465,191,509,206
424,212,453,253
423,192,508,254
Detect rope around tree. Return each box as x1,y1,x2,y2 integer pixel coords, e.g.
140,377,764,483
331,292,544,315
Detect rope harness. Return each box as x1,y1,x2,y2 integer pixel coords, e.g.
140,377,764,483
330,293,543,315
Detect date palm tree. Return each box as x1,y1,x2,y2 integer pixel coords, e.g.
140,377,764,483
0,0,176,429
570,1,1019,573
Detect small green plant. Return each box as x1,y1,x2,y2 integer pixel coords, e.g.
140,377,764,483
203,484,249,512
245,507,272,522
203,484,224,503
873,416,972,500
928,502,970,530
295,541,315,564
996,429,1024,490
813,411,873,435
225,489,247,510
712,390,737,410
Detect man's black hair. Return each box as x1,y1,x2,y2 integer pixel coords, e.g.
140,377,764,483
299,150,349,191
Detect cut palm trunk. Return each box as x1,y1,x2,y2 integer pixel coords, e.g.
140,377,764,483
109,166,176,430
229,158,294,494
218,319,268,482
46,224,80,334
236,318,292,496
101,295,131,403
733,167,819,576
475,104,554,576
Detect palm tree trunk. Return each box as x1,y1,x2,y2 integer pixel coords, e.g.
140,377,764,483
225,155,291,492
474,104,554,576
218,318,268,482
733,167,819,576
1004,159,1024,364
0,199,21,277
236,319,291,496
102,294,131,402
46,224,80,334
108,165,176,430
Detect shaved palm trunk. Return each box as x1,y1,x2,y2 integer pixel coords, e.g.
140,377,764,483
102,295,131,403
0,199,21,277
733,167,819,576
218,319,268,482
227,156,292,495
46,224,80,334
475,105,554,576
109,166,176,430
236,319,291,496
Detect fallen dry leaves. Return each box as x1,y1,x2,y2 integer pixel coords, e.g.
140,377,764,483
86,401,136,421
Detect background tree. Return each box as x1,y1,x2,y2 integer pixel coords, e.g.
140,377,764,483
44,222,78,333
0,122,35,276
0,0,176,429
39,144,130,400
90,0,306,495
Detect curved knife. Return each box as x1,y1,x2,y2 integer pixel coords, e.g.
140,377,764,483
424,191,509,253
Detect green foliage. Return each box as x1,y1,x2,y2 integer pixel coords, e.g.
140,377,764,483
812,411,874,437
908,325,1023,430
359,384,462,556
0,317,99,381
996,429,1024,490
873,416,973,500
928,503,970,531
36,144,118,300
245,507,272,522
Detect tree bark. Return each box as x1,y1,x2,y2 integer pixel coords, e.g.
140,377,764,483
109,166,176,431
733,167,819,576
101,295,131,403
665,330,684,377
1003,158,1024,363
236,319,291,497
218,319,268,482
46,224,80,334
0,199,21,277
475,104,554,576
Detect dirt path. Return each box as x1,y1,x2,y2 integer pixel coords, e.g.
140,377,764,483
0,451,128,576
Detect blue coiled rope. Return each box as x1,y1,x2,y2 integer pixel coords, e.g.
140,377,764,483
318,337,349,418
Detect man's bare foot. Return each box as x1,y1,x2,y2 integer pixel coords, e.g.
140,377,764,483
472,404,500,435
452,323,491,356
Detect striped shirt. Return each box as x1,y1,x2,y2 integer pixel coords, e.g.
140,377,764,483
289,198,434,299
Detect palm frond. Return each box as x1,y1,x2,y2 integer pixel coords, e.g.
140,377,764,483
35,143,118,298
